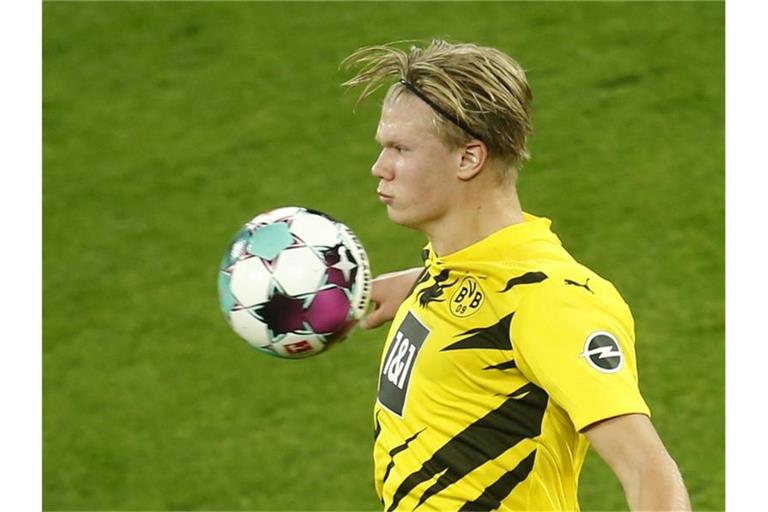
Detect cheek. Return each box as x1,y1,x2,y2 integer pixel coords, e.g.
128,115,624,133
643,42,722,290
410,154,455,188
402,163,455,208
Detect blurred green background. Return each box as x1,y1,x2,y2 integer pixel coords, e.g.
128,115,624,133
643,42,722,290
43,2,724,510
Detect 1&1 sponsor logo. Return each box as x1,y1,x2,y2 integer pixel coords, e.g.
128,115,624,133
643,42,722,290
377,312,429,417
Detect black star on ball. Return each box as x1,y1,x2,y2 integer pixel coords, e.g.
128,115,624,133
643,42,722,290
252,292,306,335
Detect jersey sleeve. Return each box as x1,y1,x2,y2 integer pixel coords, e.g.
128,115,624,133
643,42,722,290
510,277,650,432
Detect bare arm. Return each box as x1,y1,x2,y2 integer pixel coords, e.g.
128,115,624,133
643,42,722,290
361,268,423,329
585,414,691,511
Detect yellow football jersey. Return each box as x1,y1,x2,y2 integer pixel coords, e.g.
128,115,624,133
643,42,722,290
374,213,650,511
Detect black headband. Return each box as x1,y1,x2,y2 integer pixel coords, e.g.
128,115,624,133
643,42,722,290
398,78,484,141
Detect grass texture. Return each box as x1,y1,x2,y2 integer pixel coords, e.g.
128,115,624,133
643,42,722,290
43,2,724,510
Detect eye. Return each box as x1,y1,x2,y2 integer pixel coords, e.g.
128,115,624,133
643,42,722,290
394,145,406,153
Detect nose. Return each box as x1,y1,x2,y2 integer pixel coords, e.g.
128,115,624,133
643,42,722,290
371,149,393,180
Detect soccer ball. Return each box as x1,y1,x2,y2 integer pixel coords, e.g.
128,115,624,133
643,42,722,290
218,207,372,358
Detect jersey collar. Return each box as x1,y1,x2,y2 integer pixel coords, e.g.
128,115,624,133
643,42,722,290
422,213,561,265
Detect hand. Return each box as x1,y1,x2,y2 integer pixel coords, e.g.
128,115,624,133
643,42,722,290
361,268,423,329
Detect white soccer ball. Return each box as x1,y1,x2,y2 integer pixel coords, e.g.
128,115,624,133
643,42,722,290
218,207,372,358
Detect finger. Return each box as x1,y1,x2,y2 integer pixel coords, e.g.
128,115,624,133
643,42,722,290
359,301,379,330
361,308,387,330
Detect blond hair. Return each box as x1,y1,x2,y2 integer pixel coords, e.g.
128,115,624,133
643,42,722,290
341,40,533,173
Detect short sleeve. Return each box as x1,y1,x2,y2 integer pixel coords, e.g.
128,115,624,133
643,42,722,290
510,277,650,432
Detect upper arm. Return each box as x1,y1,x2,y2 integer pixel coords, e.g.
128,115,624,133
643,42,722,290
584,413,669,485
585,414,691,510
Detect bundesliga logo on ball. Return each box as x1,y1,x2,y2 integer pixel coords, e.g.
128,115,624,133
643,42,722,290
218,207,372,358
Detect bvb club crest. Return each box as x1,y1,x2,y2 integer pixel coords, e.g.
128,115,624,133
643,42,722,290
450,276,484,317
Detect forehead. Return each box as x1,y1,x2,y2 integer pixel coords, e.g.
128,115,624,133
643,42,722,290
375,94,437,142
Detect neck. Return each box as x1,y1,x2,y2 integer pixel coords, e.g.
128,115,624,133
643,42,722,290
424,180,524,256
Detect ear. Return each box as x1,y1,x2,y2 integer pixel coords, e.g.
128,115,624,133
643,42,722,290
456,140,488,181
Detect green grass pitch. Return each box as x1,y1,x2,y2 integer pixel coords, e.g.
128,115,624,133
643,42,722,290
43,2,724,510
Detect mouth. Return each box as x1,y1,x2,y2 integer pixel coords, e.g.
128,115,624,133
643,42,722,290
377,190,394,204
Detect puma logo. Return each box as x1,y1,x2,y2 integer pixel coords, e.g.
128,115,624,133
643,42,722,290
564,277,594,294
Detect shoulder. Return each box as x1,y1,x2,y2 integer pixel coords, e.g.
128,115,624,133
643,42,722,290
507,267,649,430
516,263,630,317
510,264,634,351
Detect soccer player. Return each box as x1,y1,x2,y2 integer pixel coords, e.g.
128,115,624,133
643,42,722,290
342,40,691,511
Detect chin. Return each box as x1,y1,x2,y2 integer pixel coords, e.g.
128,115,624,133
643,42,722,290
386,207,425,231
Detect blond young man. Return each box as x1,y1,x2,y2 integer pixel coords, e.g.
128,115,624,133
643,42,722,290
342,40,691,511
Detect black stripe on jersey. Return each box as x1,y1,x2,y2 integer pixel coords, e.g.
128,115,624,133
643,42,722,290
386,382,548,512
374,411,382,441
418,269,458,307
383,428,426,484
483,360,518,371
458,449,537,511
441,313,514,351
499,271,548,293
408,268,430,298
